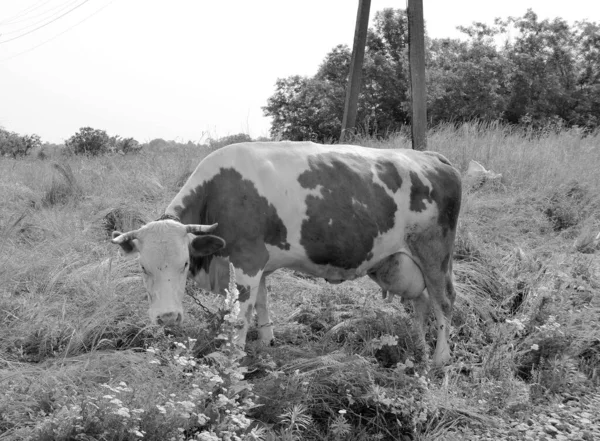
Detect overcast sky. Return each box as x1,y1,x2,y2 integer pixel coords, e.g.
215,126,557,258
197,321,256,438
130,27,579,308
1,0,598,144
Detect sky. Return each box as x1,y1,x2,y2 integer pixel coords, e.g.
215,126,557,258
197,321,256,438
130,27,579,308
1,0,598,144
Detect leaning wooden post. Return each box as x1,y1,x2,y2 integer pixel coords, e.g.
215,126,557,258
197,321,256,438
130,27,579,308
407,0,427,150
340,0,371,143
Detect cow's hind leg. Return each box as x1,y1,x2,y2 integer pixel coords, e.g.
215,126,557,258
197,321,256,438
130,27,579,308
412,289,431,361
255,272,274,344
408,237,457,366
423,269,455,366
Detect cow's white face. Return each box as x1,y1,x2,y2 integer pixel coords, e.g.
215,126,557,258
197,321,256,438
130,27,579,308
111,220,225,327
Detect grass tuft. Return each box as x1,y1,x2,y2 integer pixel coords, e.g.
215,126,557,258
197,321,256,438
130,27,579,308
42,163,83,207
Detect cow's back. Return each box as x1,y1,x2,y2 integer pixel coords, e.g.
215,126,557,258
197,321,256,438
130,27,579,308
167,142,461,280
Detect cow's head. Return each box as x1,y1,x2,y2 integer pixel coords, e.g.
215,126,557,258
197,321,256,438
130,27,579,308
111,220,226,327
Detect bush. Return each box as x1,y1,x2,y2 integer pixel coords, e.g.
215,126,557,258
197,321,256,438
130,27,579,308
42,163,83,207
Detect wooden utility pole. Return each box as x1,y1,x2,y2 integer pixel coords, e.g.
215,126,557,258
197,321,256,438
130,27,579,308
407,0,427,150
340,0,371,143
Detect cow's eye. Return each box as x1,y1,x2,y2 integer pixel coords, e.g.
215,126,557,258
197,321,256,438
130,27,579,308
141,265,148,274
182,262,189,272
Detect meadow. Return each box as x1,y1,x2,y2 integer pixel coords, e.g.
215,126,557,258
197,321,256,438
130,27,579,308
1,123,599,440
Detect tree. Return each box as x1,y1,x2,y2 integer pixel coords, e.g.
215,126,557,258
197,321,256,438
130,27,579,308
0,128,41,158
66,127,110,156
263,9,410,141
265,8,600,138
427,24,509,125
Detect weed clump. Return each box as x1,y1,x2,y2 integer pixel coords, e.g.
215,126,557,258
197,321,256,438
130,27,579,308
95,204,147,238
542,180,588,231
42,163,83,207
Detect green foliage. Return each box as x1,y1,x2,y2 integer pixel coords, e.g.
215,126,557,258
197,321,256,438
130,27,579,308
0,128,41,158
66,127,142,156
65,127,110,156
265,8,600,140
263,9,410,141
1,126,599,439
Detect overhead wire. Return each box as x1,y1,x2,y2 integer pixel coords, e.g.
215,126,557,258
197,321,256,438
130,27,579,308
0,0,81,30
0,0,92,44
0,0,51,26
0,0,82,36
1,0,114,61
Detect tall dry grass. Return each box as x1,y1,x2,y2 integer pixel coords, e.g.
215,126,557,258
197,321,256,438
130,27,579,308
1,125,599,440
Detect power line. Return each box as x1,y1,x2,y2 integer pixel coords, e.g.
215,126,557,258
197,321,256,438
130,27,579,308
0,0,51,26
0,0,78,29
1,0,82,35
1,0,114,61
0,0,92,44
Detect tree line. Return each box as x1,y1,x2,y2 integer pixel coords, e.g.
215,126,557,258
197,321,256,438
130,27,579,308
0,127,261,158
263,9,600,141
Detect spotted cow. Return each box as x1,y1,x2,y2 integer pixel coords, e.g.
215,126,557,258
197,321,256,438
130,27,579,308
111,142,462,366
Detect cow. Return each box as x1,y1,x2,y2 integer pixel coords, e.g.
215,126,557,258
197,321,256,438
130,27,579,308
111,141,462,366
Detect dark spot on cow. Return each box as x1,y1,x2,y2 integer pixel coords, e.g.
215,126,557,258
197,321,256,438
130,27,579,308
423,166,462,237
375,160,402,193
409,164,461,237
237,284,251,303
409,171,433,212
441,253,450,273
298,154,397,269
189,253,212,278
176,168,291,277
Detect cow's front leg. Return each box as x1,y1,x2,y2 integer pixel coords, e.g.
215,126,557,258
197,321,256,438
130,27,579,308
255,272,274,344
231,268,263,348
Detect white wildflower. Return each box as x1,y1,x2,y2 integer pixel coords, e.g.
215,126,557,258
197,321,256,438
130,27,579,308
178,401,195,412
197,413,209,425
114,407,130,418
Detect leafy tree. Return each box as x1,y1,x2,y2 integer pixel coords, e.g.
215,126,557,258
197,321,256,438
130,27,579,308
0,128,41,158
427,24,510,125
263,9,410,141
500,11,579,126
66,127,110,156
266,7,600,138
66,128,142,156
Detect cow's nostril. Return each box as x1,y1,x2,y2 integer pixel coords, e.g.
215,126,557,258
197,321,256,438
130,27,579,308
156,312,181,327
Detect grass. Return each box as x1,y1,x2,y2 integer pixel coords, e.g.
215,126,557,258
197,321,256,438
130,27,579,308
1,123,599,440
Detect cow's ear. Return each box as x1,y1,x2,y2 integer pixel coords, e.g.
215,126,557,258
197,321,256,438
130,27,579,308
111,231,139,255
189,234,226,257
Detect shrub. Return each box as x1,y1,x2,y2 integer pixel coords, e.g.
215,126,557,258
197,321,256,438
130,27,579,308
42,163,83,207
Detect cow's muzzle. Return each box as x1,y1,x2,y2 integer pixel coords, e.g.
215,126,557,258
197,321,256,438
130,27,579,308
155,311,183,327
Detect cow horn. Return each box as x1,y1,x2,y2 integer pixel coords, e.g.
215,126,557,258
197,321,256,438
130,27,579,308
111,229,138,244
186,223,218,234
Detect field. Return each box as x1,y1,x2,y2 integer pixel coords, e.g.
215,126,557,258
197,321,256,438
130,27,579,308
1,123,599,440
